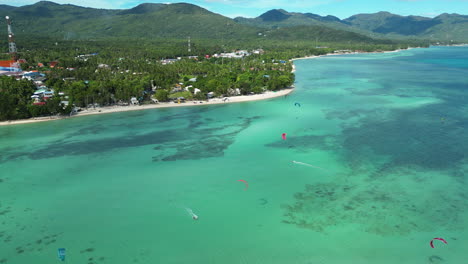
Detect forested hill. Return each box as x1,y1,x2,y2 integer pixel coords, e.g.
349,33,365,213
344,12,468,41
0,1,258,40
234,9,367,35
0,1,385,44
236,9,468,41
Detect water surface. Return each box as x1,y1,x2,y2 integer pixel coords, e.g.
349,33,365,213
1,46,468,264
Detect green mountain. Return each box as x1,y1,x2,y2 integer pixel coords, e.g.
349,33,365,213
0,1,260,40
236,9,468,41
233,9,373,43
234,9,351,29
2,1,467,42
259,9,291,22
344,12,468,41
345,12,432,34
0,5,16,12
266,25,375,43
415,13,468,41
304,13,344,24
117,3,165,15
0,1,381,44
233,9,390,40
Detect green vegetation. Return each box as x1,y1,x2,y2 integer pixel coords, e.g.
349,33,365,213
236,9,468,42
0,37,299,121
0,1,429,43
0,76,70,120
0,2,260,40
1,1,466,43
0,1,440,121
234,9,373,38
0,32,427,122
343,12,468,41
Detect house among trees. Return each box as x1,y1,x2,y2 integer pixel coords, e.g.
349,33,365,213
49,61,59,68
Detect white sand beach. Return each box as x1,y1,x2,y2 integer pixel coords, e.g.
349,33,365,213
1,47,421,127
291,48,414,62
0,88,294,126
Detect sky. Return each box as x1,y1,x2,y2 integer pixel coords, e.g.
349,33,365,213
2,0,468,19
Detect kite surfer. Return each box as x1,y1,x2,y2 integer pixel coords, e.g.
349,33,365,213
238,179,249,191
186,208,199,220
282,133,287,140
430,238,447,248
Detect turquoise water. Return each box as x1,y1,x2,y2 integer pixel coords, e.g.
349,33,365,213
1,46,468,263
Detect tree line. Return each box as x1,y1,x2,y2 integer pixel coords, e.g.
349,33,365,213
0,37,428,121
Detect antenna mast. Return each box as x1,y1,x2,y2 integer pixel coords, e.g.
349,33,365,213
6,16,18,61
188,36,191,53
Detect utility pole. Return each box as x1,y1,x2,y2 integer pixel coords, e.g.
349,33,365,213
6,16,18,61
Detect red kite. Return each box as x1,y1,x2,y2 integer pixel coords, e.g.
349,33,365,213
238,180,248,191
430,238,447,248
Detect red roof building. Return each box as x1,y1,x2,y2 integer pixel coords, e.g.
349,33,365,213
0,60,16,67
49,61,59,68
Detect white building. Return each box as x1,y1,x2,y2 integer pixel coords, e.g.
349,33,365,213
130,97,139,105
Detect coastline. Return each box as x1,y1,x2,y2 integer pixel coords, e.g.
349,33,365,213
291,47,417,62
290,44,468,70
0,88,294,126
0,46,433,127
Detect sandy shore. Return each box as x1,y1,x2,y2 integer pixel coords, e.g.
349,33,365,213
0,88,294,126
291,48,417,62
1,47,422,127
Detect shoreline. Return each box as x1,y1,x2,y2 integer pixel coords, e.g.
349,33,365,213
290,45,468,63
0,88,294,126
291,47,418,62
0,46,438,127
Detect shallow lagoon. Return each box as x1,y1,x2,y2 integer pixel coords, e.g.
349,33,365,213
1,46,468,264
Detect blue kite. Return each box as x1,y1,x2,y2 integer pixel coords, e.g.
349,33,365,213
294,102,301,107
57,248,66,261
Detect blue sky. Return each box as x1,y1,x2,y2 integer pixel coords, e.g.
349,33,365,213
3,0,468,19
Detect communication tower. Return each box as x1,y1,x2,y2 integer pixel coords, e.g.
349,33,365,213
6,16,18,61
188,36,191,53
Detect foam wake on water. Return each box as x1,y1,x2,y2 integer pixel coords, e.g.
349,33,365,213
185,207,199,220
292,160,330,173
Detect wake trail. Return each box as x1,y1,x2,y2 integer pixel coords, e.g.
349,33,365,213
292,160,330,173
185,207,199,220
